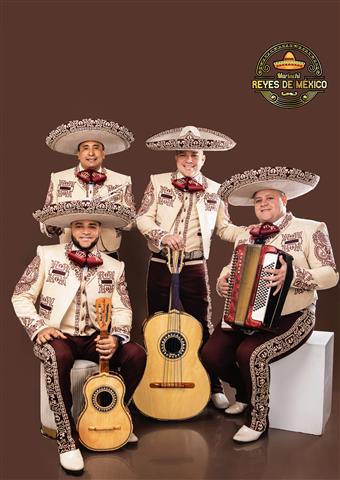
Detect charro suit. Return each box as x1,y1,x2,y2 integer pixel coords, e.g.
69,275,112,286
201,212,338,431
136,171,244,394
42,166,135,253
12,243,146,453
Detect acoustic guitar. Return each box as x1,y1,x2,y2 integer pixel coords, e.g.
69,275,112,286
77,298,132,451
133,250,210,420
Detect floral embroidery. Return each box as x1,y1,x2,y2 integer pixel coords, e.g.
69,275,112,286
277,212,293,231
57,180,75,198
116,271,131,309
98,271,115,294
281,232,303,252
137,181,155,217
145,229,168,248
158,186,176,207
110,325,131,338
293,266,318,294
47,260,70,286
124,183,136,209
203,192,219,211
44,179,53,207
13,256,41,295
106,184,124,203
313,229,337,270
249,307,315,431
20,316,46,339
39,296,55,321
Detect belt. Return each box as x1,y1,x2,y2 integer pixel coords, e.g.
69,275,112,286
151,250,204,265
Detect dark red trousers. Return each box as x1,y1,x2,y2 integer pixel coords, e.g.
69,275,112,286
147,259,223,394
201,305,315,431
34,333,146,453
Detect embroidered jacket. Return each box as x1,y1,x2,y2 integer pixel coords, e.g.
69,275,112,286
136,172,244,259
12,243,132,342
41,166,135,252
218,212,339,315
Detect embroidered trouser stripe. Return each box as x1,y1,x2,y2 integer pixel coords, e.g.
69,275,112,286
249,306,315,431
33,343,76,453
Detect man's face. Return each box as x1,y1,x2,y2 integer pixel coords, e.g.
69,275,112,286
175,150,206,178
77,141,105,170
253,189,287,223
71,220,101,250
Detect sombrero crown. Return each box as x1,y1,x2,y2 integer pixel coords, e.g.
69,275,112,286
33,199,135,229
219,166,320,206
46,118,134,155
146,125,236,151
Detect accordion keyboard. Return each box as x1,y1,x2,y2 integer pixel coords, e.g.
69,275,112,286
252,253,278,322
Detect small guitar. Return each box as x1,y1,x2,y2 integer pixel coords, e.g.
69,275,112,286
77,298,132,451
133,249,210,420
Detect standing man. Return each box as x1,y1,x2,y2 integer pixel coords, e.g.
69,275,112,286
12,201,146,473
42,118,136,257
136,125,245,409
201,166,338,442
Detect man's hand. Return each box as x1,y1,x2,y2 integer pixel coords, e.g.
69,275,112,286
217,273,230,297
95,335,120,360
36,327,67,345
161,234,184,250
46,225,64,236
263,255,287,296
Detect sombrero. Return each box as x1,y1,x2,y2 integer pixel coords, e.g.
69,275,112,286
146,125,236,151
218,166,319,206
33,199,136,229
46,118,134,155
274,51,305,70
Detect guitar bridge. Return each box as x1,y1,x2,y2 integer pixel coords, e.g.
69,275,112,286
150,382,195,388
88,426,121,431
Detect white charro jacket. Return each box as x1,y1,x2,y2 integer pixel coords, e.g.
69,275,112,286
12,243,132,342
136,172,244,259
41,166,135,252
218,212,339,315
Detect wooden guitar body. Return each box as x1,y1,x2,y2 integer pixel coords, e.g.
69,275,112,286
133,309,210,420
77,371,132,451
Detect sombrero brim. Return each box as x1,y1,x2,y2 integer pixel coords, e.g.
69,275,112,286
33,201,135,229
146,127,236,151
219,167,320,206
46,119,134,155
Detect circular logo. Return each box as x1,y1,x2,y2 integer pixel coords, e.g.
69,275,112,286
159,331,187,359
92,386,117,412
252,42,327,108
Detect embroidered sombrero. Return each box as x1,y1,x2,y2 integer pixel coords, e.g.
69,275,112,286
46,118,134,155
33,199,136,228
146,125,236,151
218,166,320,206
274,51,305,70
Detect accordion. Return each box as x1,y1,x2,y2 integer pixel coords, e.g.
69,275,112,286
222,244,293,331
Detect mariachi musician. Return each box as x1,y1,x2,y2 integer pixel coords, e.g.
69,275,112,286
12,200,146,473
41,118,136,258
201,166,338,443
136,125,245,409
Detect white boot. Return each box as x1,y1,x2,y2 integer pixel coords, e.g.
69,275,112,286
127,432,138,443
211,392,229,409
225,401,248,415
233,425,263,443
59,448,84,472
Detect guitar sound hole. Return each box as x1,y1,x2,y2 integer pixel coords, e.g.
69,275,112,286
92,386,117,412
160,332,186,359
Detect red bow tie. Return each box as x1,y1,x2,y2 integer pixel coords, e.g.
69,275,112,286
171,177,205,192
76,169,107,185
250,222,280,244
68,250,103,268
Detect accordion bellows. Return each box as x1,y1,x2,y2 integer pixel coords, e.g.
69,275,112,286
222,244,293,331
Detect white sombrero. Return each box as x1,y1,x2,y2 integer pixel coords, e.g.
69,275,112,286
33,200,136,229
46,118,134,155
218,166,320,206
146,125,236,151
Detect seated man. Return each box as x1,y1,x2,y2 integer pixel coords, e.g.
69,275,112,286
12,201,146,473
137,125,245,409
201,166,338,443
42,118,136,258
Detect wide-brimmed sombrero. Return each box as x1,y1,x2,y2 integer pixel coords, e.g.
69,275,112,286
33,199,135,229
146,125,236,151
218,166,319,206
46,118,134,155
274,51,305,70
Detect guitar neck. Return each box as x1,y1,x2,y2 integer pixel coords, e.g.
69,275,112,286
99,330,109,373
169,273,183,311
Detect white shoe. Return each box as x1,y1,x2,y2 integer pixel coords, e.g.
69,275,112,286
211,392,229,409
127,432,138,443
233,425,263,443
59,448,84,472
225,401,248,415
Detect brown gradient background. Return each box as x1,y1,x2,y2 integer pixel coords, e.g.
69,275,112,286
1,1,339,479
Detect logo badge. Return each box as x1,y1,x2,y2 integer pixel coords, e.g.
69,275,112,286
252,42,327,108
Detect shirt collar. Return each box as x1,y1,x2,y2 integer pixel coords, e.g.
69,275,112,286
78,163,102,173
